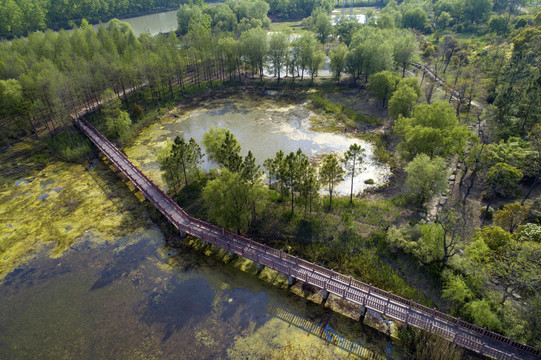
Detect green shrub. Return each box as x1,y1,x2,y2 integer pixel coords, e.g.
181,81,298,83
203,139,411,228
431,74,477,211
46,129,92,163
464,299,502,332
130,102,144,119
516,223,541,243
481,206,495,221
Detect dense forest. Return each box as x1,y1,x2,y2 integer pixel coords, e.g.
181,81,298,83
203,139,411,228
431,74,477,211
1,0,541,356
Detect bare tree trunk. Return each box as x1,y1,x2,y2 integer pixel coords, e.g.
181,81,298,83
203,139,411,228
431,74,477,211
522,172,540,205
481,191,495,225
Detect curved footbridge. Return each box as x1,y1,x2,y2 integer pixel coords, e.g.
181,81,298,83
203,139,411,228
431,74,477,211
74,117,539,360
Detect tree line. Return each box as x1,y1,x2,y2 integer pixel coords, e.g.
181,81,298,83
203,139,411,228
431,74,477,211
177,0,272,35
0,0,336,39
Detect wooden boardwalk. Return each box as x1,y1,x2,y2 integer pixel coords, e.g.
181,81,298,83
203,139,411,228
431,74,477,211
74,117,539,360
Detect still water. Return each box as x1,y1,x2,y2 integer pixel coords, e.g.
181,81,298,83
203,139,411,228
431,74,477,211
84,2,227,37
90,7,366,38
0,224,402,359
125,94,391,196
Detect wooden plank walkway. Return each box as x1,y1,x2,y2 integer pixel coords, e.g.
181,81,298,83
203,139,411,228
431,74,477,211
74,117,539,360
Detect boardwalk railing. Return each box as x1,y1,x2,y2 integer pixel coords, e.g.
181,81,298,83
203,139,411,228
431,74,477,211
74,117,539,360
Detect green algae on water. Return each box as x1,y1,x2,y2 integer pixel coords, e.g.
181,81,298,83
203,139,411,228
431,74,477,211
0,143,150,279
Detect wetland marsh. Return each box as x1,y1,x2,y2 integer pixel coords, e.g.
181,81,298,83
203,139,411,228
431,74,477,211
0,93,401,359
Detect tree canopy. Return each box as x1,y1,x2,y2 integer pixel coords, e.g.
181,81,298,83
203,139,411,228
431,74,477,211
203,169,266,234
394,101,472,159
320,153,344,210
405,154,448,205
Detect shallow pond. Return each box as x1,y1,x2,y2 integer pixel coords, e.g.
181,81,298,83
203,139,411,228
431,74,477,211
331,13,367,25
125,94,391,196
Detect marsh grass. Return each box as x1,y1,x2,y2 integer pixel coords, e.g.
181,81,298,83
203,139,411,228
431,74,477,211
309,92,383,127
269,20,311,36
399,326,464,360
45,128,92,163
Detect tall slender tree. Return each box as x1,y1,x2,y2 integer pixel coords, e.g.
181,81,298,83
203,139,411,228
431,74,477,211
320,153,344,210
343,144,365,205
267,32,289,82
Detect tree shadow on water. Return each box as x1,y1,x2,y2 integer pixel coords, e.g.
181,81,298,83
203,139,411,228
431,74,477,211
141,278,214,342
220,288,270,333
90,241,148,291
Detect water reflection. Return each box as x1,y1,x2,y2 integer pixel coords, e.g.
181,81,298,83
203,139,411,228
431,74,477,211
67,10,180,37
142,277,214,341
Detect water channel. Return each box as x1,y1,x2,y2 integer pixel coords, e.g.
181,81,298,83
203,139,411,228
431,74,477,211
64,9,179,37
81,7,367,38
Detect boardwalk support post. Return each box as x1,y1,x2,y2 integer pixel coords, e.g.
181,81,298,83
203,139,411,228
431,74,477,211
360,306,367,322
288,275,295,286
383,295,390,316
404,299,413,327
321,289,329,301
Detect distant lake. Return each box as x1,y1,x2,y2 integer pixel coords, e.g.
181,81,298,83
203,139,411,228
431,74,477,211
80,9,180,37
81,2,224,37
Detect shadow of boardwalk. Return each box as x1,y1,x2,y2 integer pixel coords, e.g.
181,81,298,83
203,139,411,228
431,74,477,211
271,307,395,359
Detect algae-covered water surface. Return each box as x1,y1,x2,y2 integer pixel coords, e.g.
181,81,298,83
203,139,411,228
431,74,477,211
0,96,403,359
0,224,405,359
